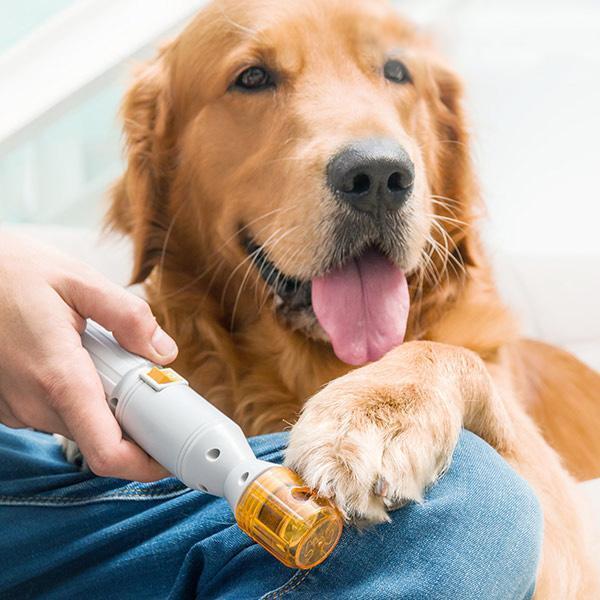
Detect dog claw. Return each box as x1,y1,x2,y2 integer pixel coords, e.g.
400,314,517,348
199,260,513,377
374,476,389,497
383,496,406,511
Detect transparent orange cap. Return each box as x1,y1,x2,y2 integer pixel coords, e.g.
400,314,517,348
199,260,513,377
235,466,343,569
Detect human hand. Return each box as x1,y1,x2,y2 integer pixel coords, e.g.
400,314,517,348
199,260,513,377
0,231,178,481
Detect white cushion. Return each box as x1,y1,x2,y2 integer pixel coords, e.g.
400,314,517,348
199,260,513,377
493,253,600,372
581,480,600,555
6,224,134,287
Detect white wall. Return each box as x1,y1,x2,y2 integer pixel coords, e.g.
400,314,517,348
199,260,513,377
0,0,76,52
399,0,600,257
0,0,204,226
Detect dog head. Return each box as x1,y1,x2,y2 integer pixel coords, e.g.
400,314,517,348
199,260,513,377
110,0,481,366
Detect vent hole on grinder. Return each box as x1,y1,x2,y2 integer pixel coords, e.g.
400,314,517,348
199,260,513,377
206,448,221,461
109,398,118,409
239,472,249,485
198,484,208,493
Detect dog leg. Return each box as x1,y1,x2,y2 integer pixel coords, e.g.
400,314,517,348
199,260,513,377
285,341,511,522
483,357,600,598
286,341,599,597
56,434,85,468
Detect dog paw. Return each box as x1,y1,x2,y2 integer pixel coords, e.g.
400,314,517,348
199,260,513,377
285,378,462,523
55,434,86,468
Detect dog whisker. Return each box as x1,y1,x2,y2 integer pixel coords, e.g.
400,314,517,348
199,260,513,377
422,238,442,286
424,235,448,288
430,194,463,207
222,226,285,316
209,206,295,269
429,219,466,284
230,253,262,332
155,206,297,302
430,199,466,224
156,201,187,297
228,225,301,330
251,230,306,312
426,212,470,230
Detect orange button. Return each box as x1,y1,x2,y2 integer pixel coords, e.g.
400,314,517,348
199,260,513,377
146,367,181,385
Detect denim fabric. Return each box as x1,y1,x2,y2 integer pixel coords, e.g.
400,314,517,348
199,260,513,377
0,426,542,599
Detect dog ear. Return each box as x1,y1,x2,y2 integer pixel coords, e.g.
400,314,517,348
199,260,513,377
429,62,485,271
107,50,175,284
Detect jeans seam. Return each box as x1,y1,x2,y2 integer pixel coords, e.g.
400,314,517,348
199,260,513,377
260,570,310,600
0,488,192,507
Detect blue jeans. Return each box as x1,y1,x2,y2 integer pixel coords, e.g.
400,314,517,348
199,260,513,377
0,426,541,599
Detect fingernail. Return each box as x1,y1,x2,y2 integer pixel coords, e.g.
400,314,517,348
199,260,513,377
151,326,178,358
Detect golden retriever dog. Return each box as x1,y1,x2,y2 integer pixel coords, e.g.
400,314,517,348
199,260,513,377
108,0,600,596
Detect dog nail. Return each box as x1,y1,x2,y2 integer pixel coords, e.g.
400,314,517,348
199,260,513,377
374,476,389,497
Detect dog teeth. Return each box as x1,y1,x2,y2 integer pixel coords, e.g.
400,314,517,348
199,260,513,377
274,295,284,307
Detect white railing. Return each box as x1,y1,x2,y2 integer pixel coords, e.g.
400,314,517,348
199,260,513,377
0,0,206,154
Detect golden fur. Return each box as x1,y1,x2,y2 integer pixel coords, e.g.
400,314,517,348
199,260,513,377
109,0,600,596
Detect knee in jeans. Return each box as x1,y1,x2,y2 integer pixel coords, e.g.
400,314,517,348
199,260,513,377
452,431,543,597
281,432,543,600
467,432,542,550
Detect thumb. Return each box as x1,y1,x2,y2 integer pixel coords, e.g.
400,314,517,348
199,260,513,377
58,270,178,365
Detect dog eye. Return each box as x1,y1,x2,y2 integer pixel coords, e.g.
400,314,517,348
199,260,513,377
234,66,275,91
384,59,411,84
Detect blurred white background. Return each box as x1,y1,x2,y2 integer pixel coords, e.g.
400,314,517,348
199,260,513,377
1,0,599,258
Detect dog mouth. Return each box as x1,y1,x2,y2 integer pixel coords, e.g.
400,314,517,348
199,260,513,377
243,234,411,366
243,236,313,311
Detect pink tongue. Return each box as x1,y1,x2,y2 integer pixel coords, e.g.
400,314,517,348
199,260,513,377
311,249,409,366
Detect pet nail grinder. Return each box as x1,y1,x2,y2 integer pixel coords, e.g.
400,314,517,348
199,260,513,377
81,319,342,569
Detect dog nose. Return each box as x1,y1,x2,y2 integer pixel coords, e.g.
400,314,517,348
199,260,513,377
327,139,415,216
